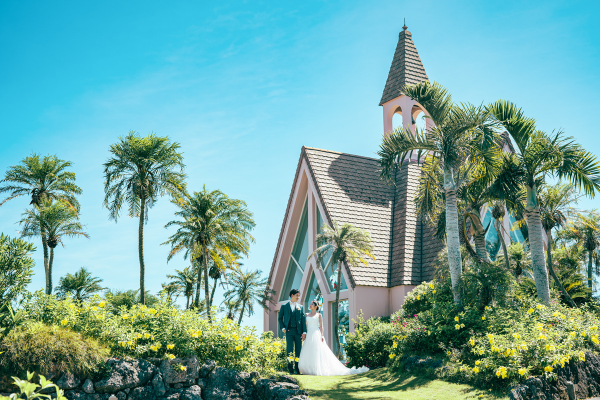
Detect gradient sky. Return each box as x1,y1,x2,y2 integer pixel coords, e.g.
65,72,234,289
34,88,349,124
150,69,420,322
1,0,599,332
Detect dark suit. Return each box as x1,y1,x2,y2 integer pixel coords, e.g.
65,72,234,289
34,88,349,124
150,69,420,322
278,301,307,374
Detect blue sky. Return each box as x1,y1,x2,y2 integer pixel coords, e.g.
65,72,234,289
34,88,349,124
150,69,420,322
1,0,599,332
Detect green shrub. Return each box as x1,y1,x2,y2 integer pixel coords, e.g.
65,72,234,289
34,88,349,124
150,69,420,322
0,234,35,306
18,292,286,376
0,371,67,400
0,322,109,377
345,313,395,369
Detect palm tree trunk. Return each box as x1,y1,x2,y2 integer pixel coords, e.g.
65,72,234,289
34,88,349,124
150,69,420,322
494,220,511,271
203,247,212,323
48,247,55,294
194,259,201,308
589,250,594,291
445,188,463,305
186,295,190,310
237,300,246,324
525,206,550,304
42,233,50,295
138,196,146,305
334,263,342,358
473,232,489,262
210,277,218,309
545,230,576,307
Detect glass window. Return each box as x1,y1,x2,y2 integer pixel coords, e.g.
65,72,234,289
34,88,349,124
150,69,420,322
279,199,309,301
304,271,323,313
316,207,348,292
331,300,349,359
508,214,525,243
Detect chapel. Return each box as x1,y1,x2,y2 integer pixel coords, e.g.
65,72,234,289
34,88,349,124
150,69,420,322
264,25,446,353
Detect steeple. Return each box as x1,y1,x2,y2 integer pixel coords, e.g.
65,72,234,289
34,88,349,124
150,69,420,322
379,24,429,106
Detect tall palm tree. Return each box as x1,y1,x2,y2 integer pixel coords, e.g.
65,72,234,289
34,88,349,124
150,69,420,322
311,220,374,357
1,154,82,294
166,266,197,309
103,132,187,304
208,250,241,309
489,101,600,303
18,199,89,294
379,81,500,305
223,268,271,324
55,267,105,303
163,187,255,322
566,213,600,291
538,183,579,307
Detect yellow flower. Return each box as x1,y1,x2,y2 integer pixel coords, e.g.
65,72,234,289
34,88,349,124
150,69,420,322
592,336,599,345
528,308,535,314
60,319,68,326
389,354,396,359
479,350,484,355
455,324,460,330
446,351,451,356
545,344,556,352
582,331,587,337
485,306,490,311
472,367,480,374
544,366,553,373
570,332,577,337
538,334,547,340
137,333,142,339
429,283,434,289
167,354,175,360
295,357,299,362
482,316,486,321
591,326,598,331
288,357,294,362
392,342,398,348
455,316,459,322
475,360,480,365
469,338,475,346
235,345,243,351
518,368,527,376
460,323,465,328
416,296,420,300
122,314,129,319
69,304,75,309
179,365,187,371
432,290,437,294
519,343,528,351
148,308,157,314
536,304,544,310
244,337,250,341
512,333,520,339
495,366,508,379
144,333,151,339
167,344,175,350
99,301,106,307
427,331,431,336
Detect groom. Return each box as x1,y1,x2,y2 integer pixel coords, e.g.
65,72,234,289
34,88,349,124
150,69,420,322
278,288,307,374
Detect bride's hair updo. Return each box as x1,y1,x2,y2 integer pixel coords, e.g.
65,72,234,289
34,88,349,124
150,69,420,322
310,300,320,311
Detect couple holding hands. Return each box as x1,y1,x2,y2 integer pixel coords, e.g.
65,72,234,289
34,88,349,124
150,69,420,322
278,288,369,376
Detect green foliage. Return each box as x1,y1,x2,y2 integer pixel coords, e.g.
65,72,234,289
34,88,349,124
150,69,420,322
55,267,104,302
0,321,109,377
0,371,67,400
17,293,285,376
104,289,159,310
223,268,271,324
345,313,394,369
0,234,35,305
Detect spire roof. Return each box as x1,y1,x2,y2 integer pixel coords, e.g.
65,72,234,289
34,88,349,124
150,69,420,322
379,26,429,106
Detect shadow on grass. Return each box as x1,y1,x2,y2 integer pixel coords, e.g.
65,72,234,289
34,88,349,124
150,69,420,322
297,368,508,400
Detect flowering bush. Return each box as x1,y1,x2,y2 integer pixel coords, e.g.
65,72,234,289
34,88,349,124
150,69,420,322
345,313,394,368
386,280,600,389
13,291,286,376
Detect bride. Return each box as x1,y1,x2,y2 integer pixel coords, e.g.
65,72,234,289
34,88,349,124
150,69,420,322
298,300,369,376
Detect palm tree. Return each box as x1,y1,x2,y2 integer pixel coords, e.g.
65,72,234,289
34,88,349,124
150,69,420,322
103,132,187,304
166,266,197,309
208,250,241,309
163,187,255,322
18,199,89,294
566,213,600,291
538,183,579,307
1,154,82,295
379,81,500,305
223,268,271,324
0,154,81,210
55,267,105,302
221,299,242,320
489,100,600,303
311,220,374,357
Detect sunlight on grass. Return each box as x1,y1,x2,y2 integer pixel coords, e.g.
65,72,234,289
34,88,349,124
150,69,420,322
295,368,508,400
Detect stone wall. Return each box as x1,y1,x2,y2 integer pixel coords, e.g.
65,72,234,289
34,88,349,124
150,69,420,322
509,352,600,400
0,357,309,400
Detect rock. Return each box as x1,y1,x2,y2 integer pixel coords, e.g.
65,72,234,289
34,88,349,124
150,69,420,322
269,375,298,385
128,386,156,400
250,372,259,380
57,373,80,390
174,383,183,389
163,393,180,400
95,359,156,393
64,392,87,400
115,392,126,400
199,360,217,378
160,356,199,385
179,385,202,400
124,388,130,394
255,379,308,400
203,366,256,400
82,379,94,394
152,373,166,397
195,378,206,391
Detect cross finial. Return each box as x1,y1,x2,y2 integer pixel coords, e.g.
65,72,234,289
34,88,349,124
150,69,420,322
403,18,407,31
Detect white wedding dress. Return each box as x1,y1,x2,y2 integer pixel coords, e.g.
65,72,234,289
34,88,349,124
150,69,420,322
298,313,369,376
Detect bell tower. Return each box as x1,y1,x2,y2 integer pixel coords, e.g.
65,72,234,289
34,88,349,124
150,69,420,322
380,23,429,135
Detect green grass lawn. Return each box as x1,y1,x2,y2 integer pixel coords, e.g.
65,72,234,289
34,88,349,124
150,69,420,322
295,368,508,400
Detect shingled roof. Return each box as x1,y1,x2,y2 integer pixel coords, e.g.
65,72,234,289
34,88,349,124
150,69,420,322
379,25,429,106
268,146,443,289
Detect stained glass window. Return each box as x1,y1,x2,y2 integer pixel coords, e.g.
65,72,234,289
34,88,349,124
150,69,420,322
279,199,309,301
304,271,323,313
331,300,349,359
316,207,348,292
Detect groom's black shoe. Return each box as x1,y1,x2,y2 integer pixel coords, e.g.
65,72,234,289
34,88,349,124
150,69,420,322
295,369,301,375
